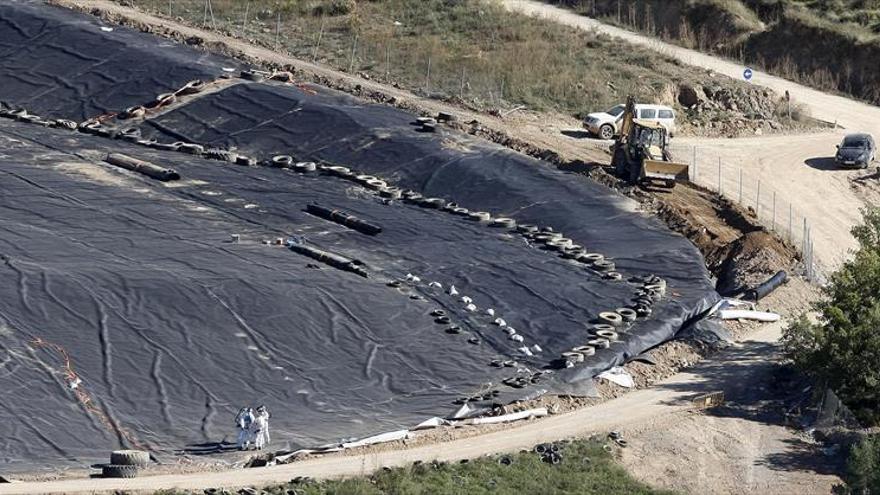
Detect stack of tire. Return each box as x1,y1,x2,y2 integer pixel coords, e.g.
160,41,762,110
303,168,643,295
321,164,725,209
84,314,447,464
102,449,149,478
534,443,563,464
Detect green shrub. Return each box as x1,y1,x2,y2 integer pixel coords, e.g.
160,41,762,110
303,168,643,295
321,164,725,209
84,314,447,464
783,208,880,425
842,434,880,494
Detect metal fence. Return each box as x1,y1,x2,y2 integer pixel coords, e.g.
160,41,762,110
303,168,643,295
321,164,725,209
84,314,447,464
670,143,820,280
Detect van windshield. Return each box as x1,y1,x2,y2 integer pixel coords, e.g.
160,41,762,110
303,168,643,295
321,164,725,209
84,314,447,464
606,105,625,117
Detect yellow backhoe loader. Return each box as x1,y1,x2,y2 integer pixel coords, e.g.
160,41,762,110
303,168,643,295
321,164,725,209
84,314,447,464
610,96,689,189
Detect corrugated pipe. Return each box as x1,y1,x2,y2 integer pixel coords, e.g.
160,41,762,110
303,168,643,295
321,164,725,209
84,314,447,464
745,270,788,301
104,153,180,181
289,243,368,278
305,204,382,236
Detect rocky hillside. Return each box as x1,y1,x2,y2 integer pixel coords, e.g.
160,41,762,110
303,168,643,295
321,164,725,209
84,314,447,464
676,80,807,137
552,0,880,105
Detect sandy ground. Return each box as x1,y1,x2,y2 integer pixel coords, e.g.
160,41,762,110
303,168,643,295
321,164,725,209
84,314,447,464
0,2,850,493
503,0,880,273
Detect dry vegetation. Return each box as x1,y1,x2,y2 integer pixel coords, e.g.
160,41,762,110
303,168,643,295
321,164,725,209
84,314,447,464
116,0,796,135
554,0,880,104
155,438,678,495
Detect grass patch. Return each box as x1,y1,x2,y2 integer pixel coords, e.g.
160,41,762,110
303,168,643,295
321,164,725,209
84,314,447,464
114,0,757,121
157,438,678,494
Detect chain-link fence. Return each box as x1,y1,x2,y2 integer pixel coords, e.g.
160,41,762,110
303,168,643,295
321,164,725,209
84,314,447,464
670,142,820,280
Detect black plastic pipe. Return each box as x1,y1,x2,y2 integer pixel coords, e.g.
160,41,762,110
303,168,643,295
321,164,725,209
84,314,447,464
746,270,787,301
289,243,368,278
105,153,180,181
306,204,382,236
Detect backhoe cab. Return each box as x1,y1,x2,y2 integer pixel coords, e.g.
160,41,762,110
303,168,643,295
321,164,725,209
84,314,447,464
610,96,689,189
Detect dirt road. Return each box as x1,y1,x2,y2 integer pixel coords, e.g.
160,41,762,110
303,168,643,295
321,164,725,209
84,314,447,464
502,0,880,131
504,0,880,271
0,285,838,494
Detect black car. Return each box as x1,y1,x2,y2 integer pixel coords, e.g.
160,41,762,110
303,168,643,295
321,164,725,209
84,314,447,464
835,133,876,169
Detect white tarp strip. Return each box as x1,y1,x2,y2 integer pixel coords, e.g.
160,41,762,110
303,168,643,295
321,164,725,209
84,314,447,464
597,366,635,388
340,429,410,449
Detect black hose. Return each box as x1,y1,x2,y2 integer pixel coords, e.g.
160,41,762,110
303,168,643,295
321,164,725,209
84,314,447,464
745,270,788,301
305,204,382,236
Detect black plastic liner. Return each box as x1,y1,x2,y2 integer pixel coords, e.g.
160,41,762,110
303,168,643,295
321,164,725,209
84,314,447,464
0,0,236,121
0,0,719,472
137,81,720,385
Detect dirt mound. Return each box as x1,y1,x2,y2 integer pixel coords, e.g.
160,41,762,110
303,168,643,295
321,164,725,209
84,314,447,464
710,230,798,295
598,176,799,296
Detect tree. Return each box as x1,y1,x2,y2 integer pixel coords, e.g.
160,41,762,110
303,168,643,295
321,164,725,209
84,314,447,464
782,208,880,424
844,435,880,495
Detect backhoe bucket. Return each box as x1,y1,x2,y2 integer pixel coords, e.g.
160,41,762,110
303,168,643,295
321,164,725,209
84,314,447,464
641,159,690,188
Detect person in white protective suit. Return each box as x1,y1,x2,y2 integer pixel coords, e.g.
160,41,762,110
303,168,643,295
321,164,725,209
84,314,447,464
252,405,271,450
235,407,255,450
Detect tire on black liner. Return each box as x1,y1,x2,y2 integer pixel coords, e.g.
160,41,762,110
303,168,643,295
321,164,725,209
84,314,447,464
102,464,139,478
110,449,150,466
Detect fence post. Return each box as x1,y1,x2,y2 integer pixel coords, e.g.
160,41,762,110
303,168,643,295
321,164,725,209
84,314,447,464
385,42,391,79
810,240,815,280
313,16,326,63
348,33,359,73
207,0,216,29
756,179,761,217
772,191,776,231
803,218,808,257
717,157,722,194
788,203,793,241
807,237,814,281
242,1,249,33
274,11,281,52
169,0,173,18
425,56,431,92
739,168,743,204
805,226,811,280
460,66,466,100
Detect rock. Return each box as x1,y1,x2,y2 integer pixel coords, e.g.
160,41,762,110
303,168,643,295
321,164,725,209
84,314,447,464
677,84,705,107
754,128,763,136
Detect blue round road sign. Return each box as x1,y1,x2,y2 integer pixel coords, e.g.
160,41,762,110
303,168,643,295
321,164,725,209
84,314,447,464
743,68,753,81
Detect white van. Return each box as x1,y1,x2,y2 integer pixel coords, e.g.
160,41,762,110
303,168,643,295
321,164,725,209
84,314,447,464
584,103,676,140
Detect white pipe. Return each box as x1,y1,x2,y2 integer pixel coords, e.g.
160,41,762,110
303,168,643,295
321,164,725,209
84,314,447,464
459,408,548,425
718,309,780,322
